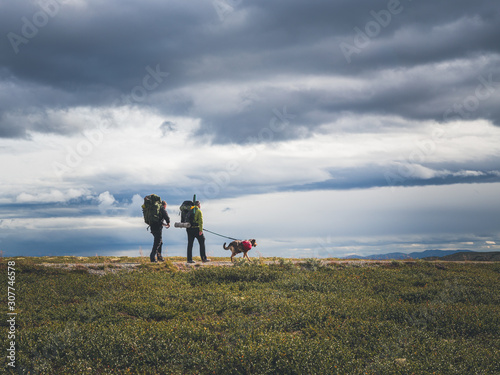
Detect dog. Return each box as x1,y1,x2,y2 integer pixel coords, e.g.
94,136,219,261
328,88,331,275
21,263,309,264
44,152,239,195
223,239,257,262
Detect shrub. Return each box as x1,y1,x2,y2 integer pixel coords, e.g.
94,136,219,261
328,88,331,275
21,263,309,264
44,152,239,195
3,257,499,374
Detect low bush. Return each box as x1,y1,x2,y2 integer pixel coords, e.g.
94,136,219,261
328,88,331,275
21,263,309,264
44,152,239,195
1,258,499,374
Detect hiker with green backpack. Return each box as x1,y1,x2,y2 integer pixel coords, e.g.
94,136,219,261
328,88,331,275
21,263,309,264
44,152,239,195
142,195,170,263
179,199,210,264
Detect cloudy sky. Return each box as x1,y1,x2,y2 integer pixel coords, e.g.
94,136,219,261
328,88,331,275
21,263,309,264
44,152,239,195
1,0,500,258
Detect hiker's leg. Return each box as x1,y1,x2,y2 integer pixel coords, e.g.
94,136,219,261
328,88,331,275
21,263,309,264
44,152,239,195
186,229,195,262
157,228,164,259
197,232,206,260
157,229,163,258
157,240,164,260
151,229,162,262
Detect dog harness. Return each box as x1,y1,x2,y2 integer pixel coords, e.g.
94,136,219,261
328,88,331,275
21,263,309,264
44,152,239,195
241,240,252,251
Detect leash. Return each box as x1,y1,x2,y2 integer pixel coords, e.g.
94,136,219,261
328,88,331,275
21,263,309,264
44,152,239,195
203,228,242,241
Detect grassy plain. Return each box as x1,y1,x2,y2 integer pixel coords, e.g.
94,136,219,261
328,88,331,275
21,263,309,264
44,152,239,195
1,257,499,374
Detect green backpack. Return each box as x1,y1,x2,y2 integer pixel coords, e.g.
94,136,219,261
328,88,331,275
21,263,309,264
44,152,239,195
142,194,162,226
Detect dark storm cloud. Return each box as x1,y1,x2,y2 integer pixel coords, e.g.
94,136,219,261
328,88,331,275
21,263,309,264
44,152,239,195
1,0,499,140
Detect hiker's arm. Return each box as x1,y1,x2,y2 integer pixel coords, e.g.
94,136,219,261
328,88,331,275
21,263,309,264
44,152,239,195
195,210,203,233
162,208,170,224
161,207,170,227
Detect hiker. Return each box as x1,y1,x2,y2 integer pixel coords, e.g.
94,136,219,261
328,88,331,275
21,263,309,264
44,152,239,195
150,200,170,262
186,200,210,263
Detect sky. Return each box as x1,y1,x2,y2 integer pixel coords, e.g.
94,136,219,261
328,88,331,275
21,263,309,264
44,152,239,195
1,0,500,258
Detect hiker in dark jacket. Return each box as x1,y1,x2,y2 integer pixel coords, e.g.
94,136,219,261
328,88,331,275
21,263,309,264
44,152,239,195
150,200,170,262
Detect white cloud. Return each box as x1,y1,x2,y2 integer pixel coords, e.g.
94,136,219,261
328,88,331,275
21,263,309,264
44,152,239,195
2,107,500,205
126,194,145,217
452,170,485,177
98,191,116,214
15,188,90,203
0,216,139,231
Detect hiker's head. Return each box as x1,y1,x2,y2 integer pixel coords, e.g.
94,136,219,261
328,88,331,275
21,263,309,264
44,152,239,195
162,200,167,208
194,200,201,207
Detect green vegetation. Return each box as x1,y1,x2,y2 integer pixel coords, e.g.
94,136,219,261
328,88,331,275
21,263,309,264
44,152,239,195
1,257,499,374
427,251,500,262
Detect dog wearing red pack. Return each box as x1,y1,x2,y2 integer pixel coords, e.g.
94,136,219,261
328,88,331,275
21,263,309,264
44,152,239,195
223,239,257,262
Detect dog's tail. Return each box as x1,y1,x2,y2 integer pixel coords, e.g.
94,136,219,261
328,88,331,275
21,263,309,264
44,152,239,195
223,242,230,250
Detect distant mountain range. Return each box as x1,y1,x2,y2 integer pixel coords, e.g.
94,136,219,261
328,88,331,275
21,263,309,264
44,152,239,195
343,250,500,260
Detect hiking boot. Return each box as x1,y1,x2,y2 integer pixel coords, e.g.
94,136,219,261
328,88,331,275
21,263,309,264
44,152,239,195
157,256,165,262
187,260,195,264
202,259,211,263
151,259,158,263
